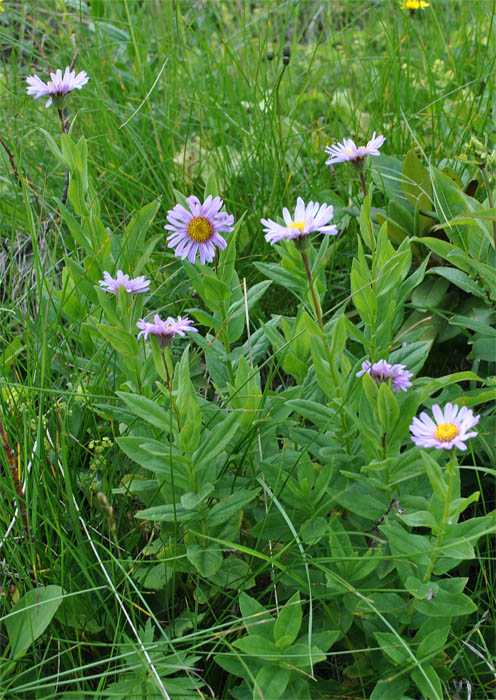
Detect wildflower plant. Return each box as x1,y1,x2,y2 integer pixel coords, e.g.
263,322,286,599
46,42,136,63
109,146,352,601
8,7,496,700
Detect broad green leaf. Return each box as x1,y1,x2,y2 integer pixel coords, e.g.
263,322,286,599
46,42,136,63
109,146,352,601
239,592,275,641
227,280,272,322
286,399,335,430
274,592,302,649
411,664,443,700
421,451,447,502
120,199,161,270
206,488,259,528
233,634,281,662
136,504,197,524
374,631,410,665
116,391,171,432
6,586,64,659
61,133,82,173
253,665,290,700
193,410,241,469
370,674,410,700
377,382,399,433
208,556,255,590
186,545,223,577
97,324,139,357
416,589,477,617
175,347,202,453
428,267,486,298
254,261,306,297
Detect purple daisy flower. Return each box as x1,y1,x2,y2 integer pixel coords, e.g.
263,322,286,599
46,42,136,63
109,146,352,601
165,195,234,265
410,403,480,451
99,270,150,295
325,132,386,168
137,314,197,347
261,197,338,245
357,359,413,393
26,66,89,108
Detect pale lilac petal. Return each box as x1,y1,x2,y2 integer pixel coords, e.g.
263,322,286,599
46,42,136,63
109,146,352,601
410,403,479,451
26,66,89,108
166,195,234,265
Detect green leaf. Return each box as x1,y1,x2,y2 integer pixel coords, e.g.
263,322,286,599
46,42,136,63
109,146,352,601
239,592,275,640
411,664,443,700
416,589,477,617
370,674,410,700
120,199,161,270
273,592,302,649
286,399,335,430
402,149,432,210
60,133,82,173
416,628,450,662
186,545,223,577
175,347,202,453
359,192,374,249
97,324,139,358
59,203,93,252
6,586,64,659
40,128,63,163
374,631,410,665
208,556,255,590
428,267,486,298
421,451,447,503
136,504,197,524
253,262,306,297
203,275,230,310
414,237,472,273
206,488,259,528
181,483,215,510
253,666,290,700
227,280,272,322
377,382,399,433
193,410,241,469
116,391,171,432
233,634,281,662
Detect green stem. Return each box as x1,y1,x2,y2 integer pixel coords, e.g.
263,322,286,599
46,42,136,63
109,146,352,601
359,171,367,198
480,165,496,252
219,299,235,384
300,249,338,386
162,347,181,432
422,452,458,584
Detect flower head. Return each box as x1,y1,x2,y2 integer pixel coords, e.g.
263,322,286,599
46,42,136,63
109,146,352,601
410,403,480,451
0,1,5,12
165,195,234,265
325,132,385,169
26,66,89,108
137,314,197,347
261,197,338,245
357,359,413,393
98,270,150,295
400,0,429,10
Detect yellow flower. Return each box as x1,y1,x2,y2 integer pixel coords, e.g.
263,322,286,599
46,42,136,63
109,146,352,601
400,0,430,9
0,0,4,11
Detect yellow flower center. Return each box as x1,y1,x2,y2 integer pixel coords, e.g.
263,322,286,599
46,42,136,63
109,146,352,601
290,221,305,232
347,149,354,155
434,423,459,442
187,216,213,243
